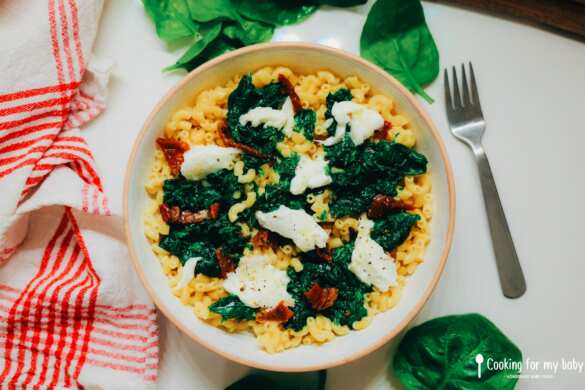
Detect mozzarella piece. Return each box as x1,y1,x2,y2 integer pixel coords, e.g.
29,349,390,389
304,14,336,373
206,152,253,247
349,216,398,292
180,145,240,181
319,101,384,146
255,206,329,252
239,97,295,136
177,257,200,289
223,255,294,308
289,154,332,195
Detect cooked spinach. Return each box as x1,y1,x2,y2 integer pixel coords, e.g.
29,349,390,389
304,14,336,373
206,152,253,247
227,75,288,155
324,88,352,136
360,0,439,103
255,154,304,213
159,216,247,277
162,169,242,210
232,0,318,26
371,211,420,251
209,295,257,321
394,313,522,390
285,243,371,330
294,109,316,141
326,137,427,217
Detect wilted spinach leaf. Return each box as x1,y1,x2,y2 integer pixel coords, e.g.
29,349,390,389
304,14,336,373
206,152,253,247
371,211,420,251
143,0,198,43
360,0,439,103
394,313,522,390
227,75,288,155
324,88,352,135
326,137,427,217
285,243,371,330
294,109,316,140
233,0,319,26
209,295,257,321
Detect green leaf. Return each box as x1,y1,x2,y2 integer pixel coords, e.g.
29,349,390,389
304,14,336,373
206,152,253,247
325,88,352,135
393,313,522,390
232,0,319,26
164,21,223,71
143,0,199,42
226,371,327,390
186,0,241,22
316,0,366,6
294,109,316,141
285,243,371,331
326,138,427,217
223,19,275,45
209,295,257,321
371,211,420,251
360,0,439,103
227,75,288,155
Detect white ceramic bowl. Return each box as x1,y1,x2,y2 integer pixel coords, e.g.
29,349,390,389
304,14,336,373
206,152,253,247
124,42,455,372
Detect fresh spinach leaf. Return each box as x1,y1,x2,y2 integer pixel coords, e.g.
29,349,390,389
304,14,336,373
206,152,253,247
143,0,198,42
294,109,316,140
223,19,274,45
186,0,241,22
371,211,420,251
233,0,319,26
316,0,366,6
226,370,327,390
209,295,257,321
164,21,223,71
394,313,522,390
360,0,439,103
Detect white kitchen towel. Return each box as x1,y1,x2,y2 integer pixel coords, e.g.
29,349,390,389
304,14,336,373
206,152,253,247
0,1,158,388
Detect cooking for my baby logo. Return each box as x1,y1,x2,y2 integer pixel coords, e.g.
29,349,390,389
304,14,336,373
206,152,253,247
475,354,584,379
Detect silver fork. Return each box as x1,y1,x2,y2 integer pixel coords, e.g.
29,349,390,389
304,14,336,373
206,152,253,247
444,63,526,299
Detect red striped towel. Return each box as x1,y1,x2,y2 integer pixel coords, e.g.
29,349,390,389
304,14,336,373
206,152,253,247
0,1,158,388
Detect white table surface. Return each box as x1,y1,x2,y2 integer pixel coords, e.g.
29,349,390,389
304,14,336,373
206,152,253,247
91,1,585,388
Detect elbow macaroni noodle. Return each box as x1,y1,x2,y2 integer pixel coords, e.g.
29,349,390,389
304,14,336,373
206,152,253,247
143,66,432,353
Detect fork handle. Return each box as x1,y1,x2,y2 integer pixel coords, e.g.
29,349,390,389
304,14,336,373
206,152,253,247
472,144,527,298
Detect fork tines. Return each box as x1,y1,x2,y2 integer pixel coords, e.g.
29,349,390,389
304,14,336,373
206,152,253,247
444,63,481,111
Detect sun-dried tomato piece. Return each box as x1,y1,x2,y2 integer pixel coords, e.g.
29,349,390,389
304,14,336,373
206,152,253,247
209,202,221,220
251,230,273,248
218,121,268,159
373,120,393,141
278,74,302,113
156,137,189,176
257,301,294,323
159,204,209,224
215,248,236,278
367,194,414,219
315,248,332,263
304,283,338,310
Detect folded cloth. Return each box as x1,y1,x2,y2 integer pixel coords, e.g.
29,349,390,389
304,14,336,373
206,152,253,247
0,1,158,388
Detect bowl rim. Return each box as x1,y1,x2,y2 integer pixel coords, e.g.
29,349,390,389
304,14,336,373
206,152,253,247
123,41,456,372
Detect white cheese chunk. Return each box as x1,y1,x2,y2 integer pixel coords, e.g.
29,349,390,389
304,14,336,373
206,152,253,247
349,216,398,292
223,255,294,308
289,154,332,195
177,257,200,289
180,145,240,181
239,97,295,136
319,101,384,146
255,206,329,252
